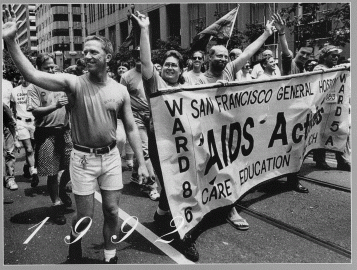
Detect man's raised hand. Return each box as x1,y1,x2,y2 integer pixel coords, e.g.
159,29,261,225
271,13,286,34
2,6,21,41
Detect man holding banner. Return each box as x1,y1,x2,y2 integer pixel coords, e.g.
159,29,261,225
273,12,311,193
312,44,351,172
197,17,276,231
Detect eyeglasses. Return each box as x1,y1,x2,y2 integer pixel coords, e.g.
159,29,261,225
192,57,203,60
330,54,340,58
243,65,250,69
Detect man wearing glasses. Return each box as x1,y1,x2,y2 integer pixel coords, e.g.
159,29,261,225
183,50,205,85
197,18,276,231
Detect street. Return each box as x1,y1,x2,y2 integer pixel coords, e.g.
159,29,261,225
3,147,351,265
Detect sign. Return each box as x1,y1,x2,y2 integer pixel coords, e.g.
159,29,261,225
150,68,350,238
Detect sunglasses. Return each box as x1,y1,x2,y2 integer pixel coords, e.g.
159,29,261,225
243,65,250,69
193,57,203,60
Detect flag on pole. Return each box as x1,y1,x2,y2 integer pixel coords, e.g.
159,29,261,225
191,6,239,51
120,9,141,49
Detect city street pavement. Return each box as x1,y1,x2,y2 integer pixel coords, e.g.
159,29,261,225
3,147,351,265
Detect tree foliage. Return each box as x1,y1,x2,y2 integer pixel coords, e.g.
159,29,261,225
280,3,350,48
3,45,36,80
151,36,191,64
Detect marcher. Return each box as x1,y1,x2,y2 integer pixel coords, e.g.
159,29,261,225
2,78,19,190
197,16,276,231
312,44,351,172
63,58,86,76
114,62,130,161
235,61,252,82
3,7,148,264
25,53,73,225
229,48,242,61
11,76,39,187
132,10,199,262
251,49,281,79
3,101,20,190
183,58,193,72
120,47,160,201
114,62,130,83
273,12,311,193
182,50,205,85
305,59,318,72
256,56,278,80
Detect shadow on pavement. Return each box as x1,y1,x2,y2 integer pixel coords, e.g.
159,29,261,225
24,185,49,197
10,206,74,225
239,179,292,208
120,182,152,199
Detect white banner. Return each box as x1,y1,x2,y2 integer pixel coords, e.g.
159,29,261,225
150,68,350,238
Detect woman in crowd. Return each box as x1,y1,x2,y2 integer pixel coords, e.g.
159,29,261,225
132,11,199,262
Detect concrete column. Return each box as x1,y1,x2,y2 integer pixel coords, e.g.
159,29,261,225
159,6,167,41
180,4,190,49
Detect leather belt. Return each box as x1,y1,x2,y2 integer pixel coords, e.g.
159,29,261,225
73,141,116,155
17,116,33,122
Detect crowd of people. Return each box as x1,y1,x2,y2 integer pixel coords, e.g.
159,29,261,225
2,7,350,264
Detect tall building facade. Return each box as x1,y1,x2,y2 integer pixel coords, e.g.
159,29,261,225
12,4,37,54
35,4,86,69
85,3,349,64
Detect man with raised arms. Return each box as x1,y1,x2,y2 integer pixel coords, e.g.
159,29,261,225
3,7,148,264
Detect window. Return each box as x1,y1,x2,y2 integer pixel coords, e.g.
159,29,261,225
74,43,83,51
107,4,115,15
53,14,68,21
73,14,81,22
52,29,70,36
99,29,105,37
50,4,67,8
73,29,82,36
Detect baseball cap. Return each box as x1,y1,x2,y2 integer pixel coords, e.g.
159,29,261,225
318,45,342,58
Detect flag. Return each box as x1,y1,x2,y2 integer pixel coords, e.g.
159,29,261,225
120,29,134,48
191,6,239,51
120,14,141,49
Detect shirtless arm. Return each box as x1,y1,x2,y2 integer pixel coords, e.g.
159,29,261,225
121,89,149,181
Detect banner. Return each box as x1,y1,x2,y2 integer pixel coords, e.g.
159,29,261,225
150,68,350,239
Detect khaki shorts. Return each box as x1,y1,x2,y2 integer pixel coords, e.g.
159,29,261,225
17,120,35,140
70,147,123,195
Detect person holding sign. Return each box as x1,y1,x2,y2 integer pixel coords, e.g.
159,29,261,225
131,11,199,262
197,16,276,231
312,45,351,172
2,7,149,264
273,12,311,193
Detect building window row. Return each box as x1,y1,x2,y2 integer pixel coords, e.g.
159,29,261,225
107,4,115,15
118,4,128,11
